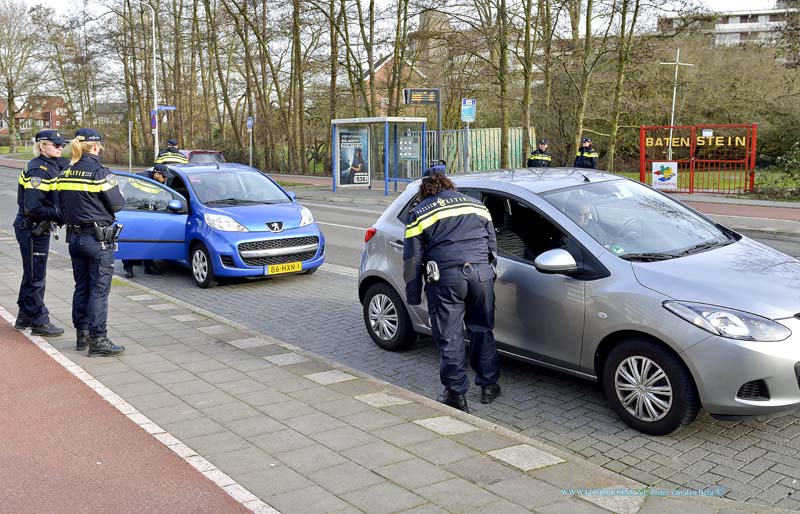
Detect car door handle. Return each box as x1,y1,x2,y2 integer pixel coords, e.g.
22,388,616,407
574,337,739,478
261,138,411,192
389,240,403,249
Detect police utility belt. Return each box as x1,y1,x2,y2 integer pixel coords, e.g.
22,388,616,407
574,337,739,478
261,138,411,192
426,261,480,282
18,217,54,237
67,222,124,243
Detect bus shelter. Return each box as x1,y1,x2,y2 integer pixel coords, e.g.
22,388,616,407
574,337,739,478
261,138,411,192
331,117,428,196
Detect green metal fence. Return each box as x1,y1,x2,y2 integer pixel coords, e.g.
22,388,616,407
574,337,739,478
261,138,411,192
429,127,535,173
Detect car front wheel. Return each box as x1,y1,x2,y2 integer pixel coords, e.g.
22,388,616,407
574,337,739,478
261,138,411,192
363,283,415,351
603,339,699,435
191,243,218,289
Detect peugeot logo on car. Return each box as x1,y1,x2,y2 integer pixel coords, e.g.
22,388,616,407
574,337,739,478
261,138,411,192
266,221,284,232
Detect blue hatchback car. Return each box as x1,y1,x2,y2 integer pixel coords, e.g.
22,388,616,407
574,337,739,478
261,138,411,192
112,164,325,288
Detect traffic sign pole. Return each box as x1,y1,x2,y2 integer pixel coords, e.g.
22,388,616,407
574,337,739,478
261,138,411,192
247,116,254,167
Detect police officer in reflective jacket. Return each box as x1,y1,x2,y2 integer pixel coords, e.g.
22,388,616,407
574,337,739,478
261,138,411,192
13,130,67,336
574,137,599,169
58,128,125,356
154,138,188,164
527,138,552,168
403,164,500,413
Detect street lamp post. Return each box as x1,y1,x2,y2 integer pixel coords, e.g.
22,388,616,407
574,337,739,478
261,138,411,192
132,0,158,160
660,49,694,161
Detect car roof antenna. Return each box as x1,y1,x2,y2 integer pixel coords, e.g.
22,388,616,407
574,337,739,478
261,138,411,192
568,169,591,183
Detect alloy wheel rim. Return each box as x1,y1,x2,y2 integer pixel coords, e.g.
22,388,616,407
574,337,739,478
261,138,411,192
368,293,398,341
614,356,673,422
192,250,207,282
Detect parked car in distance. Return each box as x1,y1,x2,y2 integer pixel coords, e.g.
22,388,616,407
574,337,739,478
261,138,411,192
358,168,800,435
113,163,324,288
181,149,226,164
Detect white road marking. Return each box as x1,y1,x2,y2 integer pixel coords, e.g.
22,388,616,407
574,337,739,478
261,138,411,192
317,221,368,231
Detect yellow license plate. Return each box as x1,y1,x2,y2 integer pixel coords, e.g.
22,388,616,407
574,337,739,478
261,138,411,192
266,262,302,275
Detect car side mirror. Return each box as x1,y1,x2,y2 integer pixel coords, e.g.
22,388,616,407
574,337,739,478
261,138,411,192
287,191,297,201
167,199,183,213
534,249,578,274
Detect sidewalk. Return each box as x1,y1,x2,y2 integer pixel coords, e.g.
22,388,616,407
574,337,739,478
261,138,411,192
0,234,793,513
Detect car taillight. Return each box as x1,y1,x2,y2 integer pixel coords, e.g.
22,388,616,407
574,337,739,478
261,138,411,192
365,227,377,243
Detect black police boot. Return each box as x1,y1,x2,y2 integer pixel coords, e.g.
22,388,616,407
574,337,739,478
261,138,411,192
481,383,501,404
75,330,90,352
437,389,469,414
14,317,31,330
143,264,162,275
123,266,134,279
88,335,125,357
31,322,65,338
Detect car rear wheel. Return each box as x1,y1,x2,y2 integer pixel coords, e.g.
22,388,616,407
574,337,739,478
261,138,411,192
603,339,699,435
191,243,218,289
363,283,415,351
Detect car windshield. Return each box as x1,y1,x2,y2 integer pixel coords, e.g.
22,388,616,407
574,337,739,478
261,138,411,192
189,170,290,205
541,180,736,260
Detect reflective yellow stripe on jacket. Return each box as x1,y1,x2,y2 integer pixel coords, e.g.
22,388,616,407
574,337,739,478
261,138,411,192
57,177,117,193
18,173,58,191
404,204,492,238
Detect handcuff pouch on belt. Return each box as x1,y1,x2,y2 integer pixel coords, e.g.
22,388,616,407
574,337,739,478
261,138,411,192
31,220,51,236
426,261,440,282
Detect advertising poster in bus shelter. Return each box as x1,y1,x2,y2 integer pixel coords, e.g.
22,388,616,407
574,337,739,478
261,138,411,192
652,161,679,191
338,128,370,187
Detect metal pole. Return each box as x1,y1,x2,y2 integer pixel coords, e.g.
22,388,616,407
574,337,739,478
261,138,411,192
384,121,389,197
128,121,133,173
249,127,253,166
464,122,469,173
436,88,442,161
132,1,159,160
660,49,694,161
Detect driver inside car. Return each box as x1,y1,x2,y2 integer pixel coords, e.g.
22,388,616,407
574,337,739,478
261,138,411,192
565,195,611,246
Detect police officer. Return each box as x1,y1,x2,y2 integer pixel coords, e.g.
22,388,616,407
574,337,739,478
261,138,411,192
122,164,167,278
13,130,67,337
527,138,552,168
574,137,599,169
58,128,125,356
403,163,500,413
154,138,188,164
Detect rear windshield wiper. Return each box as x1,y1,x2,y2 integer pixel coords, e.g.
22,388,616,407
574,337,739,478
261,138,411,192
619,252,677,262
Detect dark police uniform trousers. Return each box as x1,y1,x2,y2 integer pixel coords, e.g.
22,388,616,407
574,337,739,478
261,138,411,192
403,189,499,395
426,263,499,395
58,154,124,337
15,156,64,325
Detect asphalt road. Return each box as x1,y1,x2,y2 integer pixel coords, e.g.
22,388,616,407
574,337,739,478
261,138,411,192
3,165,800,509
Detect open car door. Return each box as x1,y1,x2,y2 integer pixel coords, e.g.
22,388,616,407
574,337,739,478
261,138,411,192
113,172,188,261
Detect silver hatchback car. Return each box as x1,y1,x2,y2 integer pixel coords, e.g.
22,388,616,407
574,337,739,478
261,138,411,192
358,168,800,435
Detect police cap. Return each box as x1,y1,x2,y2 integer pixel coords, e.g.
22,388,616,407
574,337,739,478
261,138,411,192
581,137,592,143
75,128,102,142
153,164,170,175
35,129,66,146
167,138,178,147
422,163,446,179
538,138,548,145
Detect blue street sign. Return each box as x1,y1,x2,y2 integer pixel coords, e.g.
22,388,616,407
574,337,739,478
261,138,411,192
157,105,177,111
150,109,156,116
150,112,156,129
461,99,476,123
247,116,253,129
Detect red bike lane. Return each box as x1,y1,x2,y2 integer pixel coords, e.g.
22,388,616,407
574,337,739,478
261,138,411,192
0,321,251,514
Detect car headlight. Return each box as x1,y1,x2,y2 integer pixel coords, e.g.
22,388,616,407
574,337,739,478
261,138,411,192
299,207,314,227
663,301,791,342
204,213,249,232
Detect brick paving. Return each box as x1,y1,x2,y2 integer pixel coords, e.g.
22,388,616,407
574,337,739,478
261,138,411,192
0,237,792,513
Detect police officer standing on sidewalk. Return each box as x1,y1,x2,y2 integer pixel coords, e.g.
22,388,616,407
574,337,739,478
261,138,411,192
13,130,67,337
403,163,501,413
527,138,552,168
574,137,599,169
58,128,125,356
154,138,188,164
